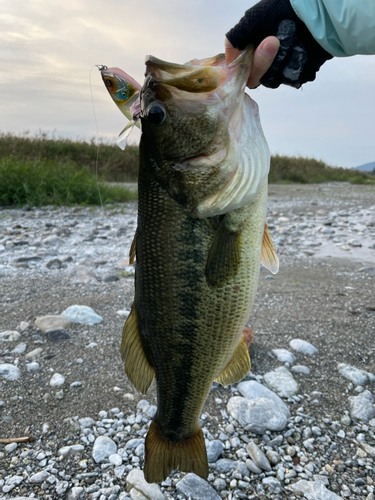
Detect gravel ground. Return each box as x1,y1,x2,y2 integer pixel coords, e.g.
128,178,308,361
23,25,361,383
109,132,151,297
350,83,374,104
0,182,374,500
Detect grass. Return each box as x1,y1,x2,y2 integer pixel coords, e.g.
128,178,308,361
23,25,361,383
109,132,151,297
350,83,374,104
0,156,137,207
0,132,139,182
0,132,374,207
269,155,375,184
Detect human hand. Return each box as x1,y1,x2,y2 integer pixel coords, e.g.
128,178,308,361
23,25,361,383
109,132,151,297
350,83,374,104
226,0,333,89
225,36,280,88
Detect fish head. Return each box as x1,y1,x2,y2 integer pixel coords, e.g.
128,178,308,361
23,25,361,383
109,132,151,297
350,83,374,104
140,47,270,217
100,67,141,122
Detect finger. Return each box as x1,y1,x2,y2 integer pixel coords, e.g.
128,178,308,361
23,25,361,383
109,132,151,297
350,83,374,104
247,36,280,88
225,37,242,65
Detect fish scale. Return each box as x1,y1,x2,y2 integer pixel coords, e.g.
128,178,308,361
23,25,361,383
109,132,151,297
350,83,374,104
103,46,278,483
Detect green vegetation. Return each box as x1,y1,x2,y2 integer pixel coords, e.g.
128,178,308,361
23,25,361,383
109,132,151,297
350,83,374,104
0,156,136,207
269,155,375,184
1,133,374,207
0,132,139,182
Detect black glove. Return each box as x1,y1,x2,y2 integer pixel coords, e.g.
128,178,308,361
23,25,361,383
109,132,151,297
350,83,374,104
226,0,333,88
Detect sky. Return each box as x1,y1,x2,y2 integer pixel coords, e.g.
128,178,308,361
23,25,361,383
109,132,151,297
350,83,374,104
1,0,374,169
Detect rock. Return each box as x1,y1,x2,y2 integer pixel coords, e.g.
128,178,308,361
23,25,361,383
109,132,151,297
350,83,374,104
290,479,342,499
26,362,39,372
50,373,65,387
348,239,362,247
70,381,82,387
338,363,368,386
11,343,27,354
103,273,119,282
126,468,164,500
46,258,63,269
58,444,85,459
25,347,43,359
291,365,311,375
79,417,95,429
246,441,272,471
117,310,130,317
92,436,117,463
34,315,71,332
263,367,298,397
66,264,96,284
66,486,84,500
289,339,318,355
114,465,126,478
109,453,123,465
5,442,18,453
348,391,375,422
0,330,21,342
237,381,290,417
214,459,238,473
360,443,375,458
176,473,221,500
19,321,30,331
206,440,224,463
272,348,296,364
246,458,262,473
61,305,103,325
227,396,288,432
28,470,50,483
262,476,282,491
0,364,21,381
43,235,65,246
46,329,70,342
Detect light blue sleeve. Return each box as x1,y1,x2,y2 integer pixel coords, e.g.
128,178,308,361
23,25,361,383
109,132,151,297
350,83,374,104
290,0,375,57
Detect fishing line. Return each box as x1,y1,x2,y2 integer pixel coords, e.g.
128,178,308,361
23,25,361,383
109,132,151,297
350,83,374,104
89,65,104,211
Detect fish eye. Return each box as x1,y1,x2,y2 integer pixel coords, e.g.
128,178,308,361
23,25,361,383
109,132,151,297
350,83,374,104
146,103,166,126
105,79,113,88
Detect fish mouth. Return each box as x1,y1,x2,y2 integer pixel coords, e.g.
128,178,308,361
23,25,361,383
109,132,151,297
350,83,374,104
145,46,254,94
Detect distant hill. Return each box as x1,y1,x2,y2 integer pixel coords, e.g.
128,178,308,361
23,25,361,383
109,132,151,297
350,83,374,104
352,161,375,172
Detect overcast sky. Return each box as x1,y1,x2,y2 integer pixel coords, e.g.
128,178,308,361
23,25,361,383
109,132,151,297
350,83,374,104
1,0,374,168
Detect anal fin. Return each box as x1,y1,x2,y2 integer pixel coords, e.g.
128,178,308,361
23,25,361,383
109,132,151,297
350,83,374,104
215,337,251,387
261,223,279,274
121,304,154,394
144,420,208,484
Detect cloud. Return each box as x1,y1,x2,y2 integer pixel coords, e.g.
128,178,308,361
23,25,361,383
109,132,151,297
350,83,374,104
0,0,374,168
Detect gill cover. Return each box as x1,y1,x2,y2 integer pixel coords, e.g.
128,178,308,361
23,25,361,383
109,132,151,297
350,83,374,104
143,47,270,217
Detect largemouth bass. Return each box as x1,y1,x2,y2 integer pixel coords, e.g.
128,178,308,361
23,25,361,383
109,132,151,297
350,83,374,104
101,47,278,483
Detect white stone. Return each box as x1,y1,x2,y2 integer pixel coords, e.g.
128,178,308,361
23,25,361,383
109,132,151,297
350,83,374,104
237,380,290,417
290,479,342,499
28,470,50,483
34,315,71,332
272,348,296,364
227,396,288,432
0,330,21,342
58,444,85,459
263,367,298,397
126,468,165,499
61,305,103,325
289,339,319,355
5,442,18,453
11,343,27,354
0,364,21,381
109,453,123,466
337,363,368,386
25,347,43,359
246,441,271,471
50,373,65,387
92,436,117,463
348,391,375,422
26,362,39,372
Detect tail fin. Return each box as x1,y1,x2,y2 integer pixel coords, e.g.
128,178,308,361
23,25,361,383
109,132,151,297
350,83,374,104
144,420,208,484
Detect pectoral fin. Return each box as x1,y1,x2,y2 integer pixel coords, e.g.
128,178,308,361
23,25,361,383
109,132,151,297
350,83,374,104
205,217,242,288
129,231,137,264
261,223,279,274
121,304,154,394
215,337,251,387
